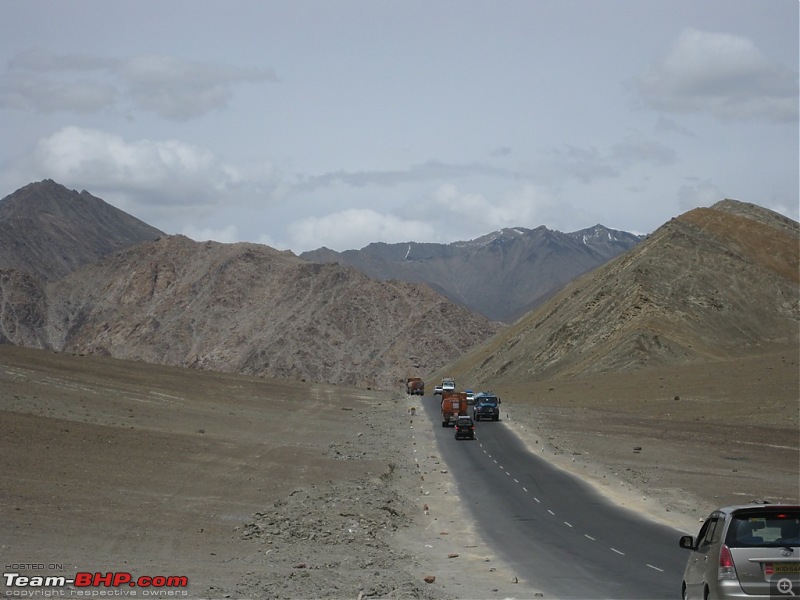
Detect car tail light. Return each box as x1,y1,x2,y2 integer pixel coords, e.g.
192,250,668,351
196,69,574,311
718,544,736,580
765,563,775,575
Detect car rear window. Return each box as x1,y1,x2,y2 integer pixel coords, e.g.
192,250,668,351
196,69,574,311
726,509,800,547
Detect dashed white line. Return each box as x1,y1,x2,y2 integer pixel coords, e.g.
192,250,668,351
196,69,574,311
534,497,540,503
513,478,519,483
610,548,625,555
522,487,528,492
584,534,596,541
564,522,573,528
547,509,555,516
646,564,664,572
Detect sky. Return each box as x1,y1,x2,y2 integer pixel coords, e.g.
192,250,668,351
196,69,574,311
0,0,797,253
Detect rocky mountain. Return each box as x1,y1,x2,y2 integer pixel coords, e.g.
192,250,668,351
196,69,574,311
441,199,800,388
301,225,643,322
0,180,163,281
4,180,795,394
0,181,502,389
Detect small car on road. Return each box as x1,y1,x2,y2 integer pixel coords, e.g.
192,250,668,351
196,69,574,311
678,501,799,599
454,415,475,440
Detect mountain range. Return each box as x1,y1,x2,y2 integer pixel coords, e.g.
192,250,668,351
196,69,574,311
444,199,799,388
0,179,797,392
301,226,643,322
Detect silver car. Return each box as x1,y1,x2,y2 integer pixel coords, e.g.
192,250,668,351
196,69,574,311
679,502,799,599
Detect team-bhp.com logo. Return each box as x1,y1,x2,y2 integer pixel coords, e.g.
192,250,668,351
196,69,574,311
3,571,189,596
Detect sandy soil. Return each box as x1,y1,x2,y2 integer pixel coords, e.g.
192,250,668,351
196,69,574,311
1,345,798,599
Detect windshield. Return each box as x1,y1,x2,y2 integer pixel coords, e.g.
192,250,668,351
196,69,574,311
726,510,800,547
479,398,498,406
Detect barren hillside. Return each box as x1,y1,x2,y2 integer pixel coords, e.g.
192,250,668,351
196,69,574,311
441,200,799,387
302,225,643,322
0,180,163,281
4,235,501,389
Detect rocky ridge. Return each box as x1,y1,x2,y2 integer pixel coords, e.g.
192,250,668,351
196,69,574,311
3,233,501,390
302,225,643,322
439,200,800,386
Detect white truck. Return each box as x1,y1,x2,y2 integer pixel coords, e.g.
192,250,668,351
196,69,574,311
442,377,455,393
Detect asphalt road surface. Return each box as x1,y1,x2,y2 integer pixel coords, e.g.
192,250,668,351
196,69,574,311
424,397,688,599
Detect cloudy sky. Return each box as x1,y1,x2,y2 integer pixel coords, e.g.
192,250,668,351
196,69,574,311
1,0,797,252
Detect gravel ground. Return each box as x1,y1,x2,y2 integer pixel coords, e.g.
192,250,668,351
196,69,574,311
2,345,798,599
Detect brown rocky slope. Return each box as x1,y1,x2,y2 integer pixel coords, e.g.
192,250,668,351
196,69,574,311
444,199,799,385
23,235,501,389
0,179,163,281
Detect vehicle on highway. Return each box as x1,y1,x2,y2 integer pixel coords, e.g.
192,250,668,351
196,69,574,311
406,377,425,395
442,378,455,393
465,390,475,405
453,415,475,440
473,394,500,421
678,502,800,600
441,391,468,427
434,385,443,396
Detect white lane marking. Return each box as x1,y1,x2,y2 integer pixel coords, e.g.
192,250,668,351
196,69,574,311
534,497,540,503
547,509,555,516
646,564,664,572
564,522,573,528
584,534,596,541
513,478,519,483
522,487,528,492
610,548,625,555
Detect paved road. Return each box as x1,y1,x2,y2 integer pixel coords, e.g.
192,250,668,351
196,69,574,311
423,397,688,599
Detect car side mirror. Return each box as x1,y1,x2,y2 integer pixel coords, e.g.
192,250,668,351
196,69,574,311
679,535,695,550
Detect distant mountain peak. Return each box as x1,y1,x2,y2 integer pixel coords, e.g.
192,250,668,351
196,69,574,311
0,180,164,281
301,224,643,322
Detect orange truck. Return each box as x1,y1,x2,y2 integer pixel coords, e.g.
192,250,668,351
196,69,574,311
441,391,468,427
406,377,425,395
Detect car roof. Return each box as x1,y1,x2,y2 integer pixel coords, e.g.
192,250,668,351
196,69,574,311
713,502,800,516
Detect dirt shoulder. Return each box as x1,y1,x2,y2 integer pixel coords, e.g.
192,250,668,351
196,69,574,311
2,345,798,599
0,347,535,599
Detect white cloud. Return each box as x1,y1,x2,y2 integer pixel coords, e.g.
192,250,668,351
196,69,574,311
635,29,799,122
287,208,436,251
21,126,282,223
0,49,276,120
181,223,240,244
0,72,117,113
431,183,560,233
121,54,275,120
34,126,219,193
677,178,724,211
610,134,677,166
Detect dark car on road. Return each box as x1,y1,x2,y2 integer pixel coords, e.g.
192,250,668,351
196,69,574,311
454,415,475,440
679,501,799,599
473,394,500,421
